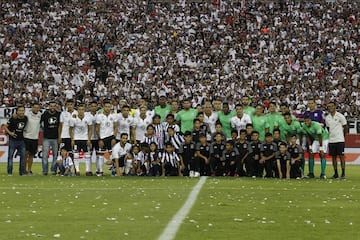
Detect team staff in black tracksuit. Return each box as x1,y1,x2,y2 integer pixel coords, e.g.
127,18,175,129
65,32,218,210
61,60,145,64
288,135,304,179
234,129,251,176
178,131,196,176
275,142,291,179
210,132,225,176
195,134,211,176
221,140,237,176
260,132,277,178
248,131,262,177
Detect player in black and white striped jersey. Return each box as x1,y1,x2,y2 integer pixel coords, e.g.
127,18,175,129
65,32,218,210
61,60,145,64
162,113,180,140
141,124,159,147
166,126,184,151
152,114,165,152
160,142,183,176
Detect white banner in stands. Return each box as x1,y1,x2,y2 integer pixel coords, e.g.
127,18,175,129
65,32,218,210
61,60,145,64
0,107,17,118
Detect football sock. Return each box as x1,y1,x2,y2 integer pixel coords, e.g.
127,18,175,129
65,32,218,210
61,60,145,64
309,158,314,174
320,158,326,174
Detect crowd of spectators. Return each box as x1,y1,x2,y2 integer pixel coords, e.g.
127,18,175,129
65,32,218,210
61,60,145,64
0,0,359,118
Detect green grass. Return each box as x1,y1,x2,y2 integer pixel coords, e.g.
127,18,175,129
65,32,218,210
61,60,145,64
1,164,359,240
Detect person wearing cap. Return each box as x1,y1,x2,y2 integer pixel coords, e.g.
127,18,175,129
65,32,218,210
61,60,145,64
302,114,329,179
154,95,171,122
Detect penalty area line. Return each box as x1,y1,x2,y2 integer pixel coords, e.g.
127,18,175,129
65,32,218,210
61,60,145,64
158,176,207,240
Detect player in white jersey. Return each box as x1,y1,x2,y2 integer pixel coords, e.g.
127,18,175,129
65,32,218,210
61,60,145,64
116,105,135,143
23,102,42,175
69,104,93,176
85,101,98,176
95,100,118,176
59,100,78,151
133,105,153,143
203,101,218,134
112,133,132,176
133,97,155,119
231,104,252,136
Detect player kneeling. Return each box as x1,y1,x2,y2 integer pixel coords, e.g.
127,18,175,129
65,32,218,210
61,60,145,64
161,142,183,176
111,133,132,176
54,147,74,176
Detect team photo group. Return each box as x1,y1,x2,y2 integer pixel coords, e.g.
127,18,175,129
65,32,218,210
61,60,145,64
4,95,348,179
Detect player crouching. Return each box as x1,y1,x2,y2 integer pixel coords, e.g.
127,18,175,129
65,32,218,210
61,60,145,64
54,147,74,176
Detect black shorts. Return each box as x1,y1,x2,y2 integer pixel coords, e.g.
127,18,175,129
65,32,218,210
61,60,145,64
74,140,88,152
113,155,126,167
61,138,72,151
102,136,115,151
328,142,345,157
91,140,99,151
24,138,38,155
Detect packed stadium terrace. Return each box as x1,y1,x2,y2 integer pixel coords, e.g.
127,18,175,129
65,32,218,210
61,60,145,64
0,0,359,118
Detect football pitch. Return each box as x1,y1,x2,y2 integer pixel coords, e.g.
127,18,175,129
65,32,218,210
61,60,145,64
0,164,359,240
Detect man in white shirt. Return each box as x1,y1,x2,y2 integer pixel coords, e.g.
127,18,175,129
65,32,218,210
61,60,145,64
112,133,132,176
116,105,135,143
133,105,153,143
23,102,42,175
203,101,218,134
325,101,348,179
231,104,252,136
69,104,93,176
85,101,98,176
96,100,118,176
59,99,78,151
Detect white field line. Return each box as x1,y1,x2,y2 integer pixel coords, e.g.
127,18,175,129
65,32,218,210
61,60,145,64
158,176,207,240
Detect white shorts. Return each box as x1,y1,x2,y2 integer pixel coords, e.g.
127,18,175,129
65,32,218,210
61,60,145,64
311,140,328,154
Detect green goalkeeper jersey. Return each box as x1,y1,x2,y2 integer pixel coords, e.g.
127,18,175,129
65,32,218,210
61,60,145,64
302,121,329,141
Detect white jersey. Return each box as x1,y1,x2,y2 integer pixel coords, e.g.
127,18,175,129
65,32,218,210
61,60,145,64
133,109,155,119
133,116,153,141
112,142,132,159
70,115,93,141
24,111,42,139
231,114,252,133
96,113,117,139
204,111,218,134
325,112,347,143
60,110,78,139
116,113,135,139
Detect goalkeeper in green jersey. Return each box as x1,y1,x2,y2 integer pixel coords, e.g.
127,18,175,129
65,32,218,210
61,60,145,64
302,115,329,179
